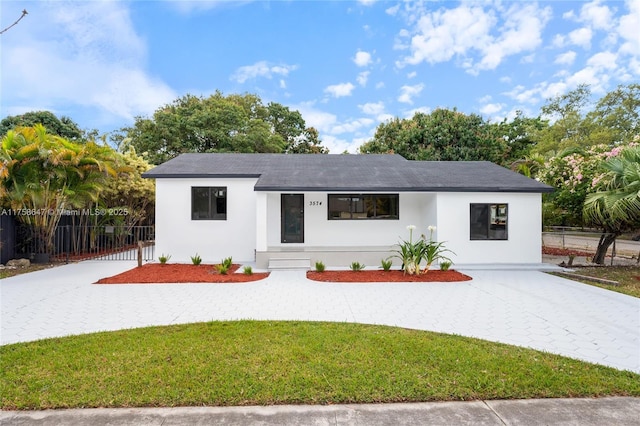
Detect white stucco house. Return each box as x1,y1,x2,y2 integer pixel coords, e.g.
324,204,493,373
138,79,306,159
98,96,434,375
143,153,553,269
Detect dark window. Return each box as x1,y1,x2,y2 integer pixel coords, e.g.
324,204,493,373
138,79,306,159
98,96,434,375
192,187,227,220
328,194,399,220
470,203,508,240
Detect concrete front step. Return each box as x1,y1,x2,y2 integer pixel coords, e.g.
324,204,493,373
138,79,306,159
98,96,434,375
268,258,311,270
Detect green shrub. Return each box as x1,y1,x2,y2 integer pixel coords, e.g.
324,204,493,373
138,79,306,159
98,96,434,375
158,254,171,265
350,261,365,271
190,253,202,265
221,257,233,269
315,261,326,272
215,263,229,275
439,261,452,271
380,259,393,271
243,265,253,275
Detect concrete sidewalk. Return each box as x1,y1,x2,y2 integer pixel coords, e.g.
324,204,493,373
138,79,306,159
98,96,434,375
2,397,639,425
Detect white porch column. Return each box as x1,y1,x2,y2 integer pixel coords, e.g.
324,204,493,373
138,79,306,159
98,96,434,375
255,191,268,252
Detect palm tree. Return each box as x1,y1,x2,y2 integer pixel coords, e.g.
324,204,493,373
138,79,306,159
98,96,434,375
583,146,640,264
1,125,118,255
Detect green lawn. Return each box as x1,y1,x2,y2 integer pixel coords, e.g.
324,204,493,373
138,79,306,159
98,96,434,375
553,266,640,298
2,321,638,410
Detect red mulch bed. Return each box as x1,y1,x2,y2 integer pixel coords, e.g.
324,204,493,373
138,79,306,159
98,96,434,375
95,264,269,284
542,246,594,257
307,269,472,283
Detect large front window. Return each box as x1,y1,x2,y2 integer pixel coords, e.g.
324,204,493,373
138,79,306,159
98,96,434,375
470,203,508,240
328,194,399,220
192,187,227,220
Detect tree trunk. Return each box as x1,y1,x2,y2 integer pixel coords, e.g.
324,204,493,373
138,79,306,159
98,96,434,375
592,233,617,265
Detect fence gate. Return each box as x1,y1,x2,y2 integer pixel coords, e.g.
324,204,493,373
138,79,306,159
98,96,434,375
15,225,155,262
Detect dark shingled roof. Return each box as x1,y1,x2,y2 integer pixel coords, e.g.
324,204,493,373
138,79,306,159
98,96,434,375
143,153,553,193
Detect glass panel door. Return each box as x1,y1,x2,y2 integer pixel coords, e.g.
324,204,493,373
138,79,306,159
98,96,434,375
281,194,304,243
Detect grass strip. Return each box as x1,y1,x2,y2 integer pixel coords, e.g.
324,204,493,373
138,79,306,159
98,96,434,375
1,321,639,410
551,266,640,298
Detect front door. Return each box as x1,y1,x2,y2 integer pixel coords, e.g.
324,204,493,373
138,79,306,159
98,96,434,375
281,194,304,243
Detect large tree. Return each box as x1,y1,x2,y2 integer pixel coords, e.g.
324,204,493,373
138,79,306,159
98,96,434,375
0,111,84,141
0,125,118,254
359,108,507,164
121,92,327,164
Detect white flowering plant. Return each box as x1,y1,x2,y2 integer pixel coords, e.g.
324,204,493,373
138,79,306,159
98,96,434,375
393,225,454,275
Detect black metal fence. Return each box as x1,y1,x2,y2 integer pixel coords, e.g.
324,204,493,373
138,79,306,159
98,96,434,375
11,224,155,262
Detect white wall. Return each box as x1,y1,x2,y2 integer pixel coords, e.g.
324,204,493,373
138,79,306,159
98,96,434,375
264,192,437,248
155,178,258,263
435,192,542,264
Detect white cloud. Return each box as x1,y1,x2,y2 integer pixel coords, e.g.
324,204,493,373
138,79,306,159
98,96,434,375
386,4,400,16
231,61,298,83
396,2,551,73
375,82,385,89
555,51,577,65
359,101,385,115
357,71,370,87
619,0,640,55
292,102,337,133
330,118,375,135
279,79,286,89
353,50,373,67
407,71,417,79
403,106,431,118
579,0,614,30
568,27,593,49
479,102,504,116
398,84,424,104
358,0,376,6
1,1,176,125
324,82,356,98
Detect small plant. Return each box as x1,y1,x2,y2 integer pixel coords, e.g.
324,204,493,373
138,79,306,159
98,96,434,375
315,261,326,272
380,259,393,271
158,254,171,265
216,263,229,275
439,260,452,271
191,253,202,265
221,256,233,269
350,261,365,271
243,265,253,275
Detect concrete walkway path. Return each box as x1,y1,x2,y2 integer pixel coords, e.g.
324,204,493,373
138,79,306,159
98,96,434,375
2,397,639,426
1,260,639,373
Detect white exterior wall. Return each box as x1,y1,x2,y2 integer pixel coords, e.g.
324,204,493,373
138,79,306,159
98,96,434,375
264,192,437,248
435,192,543,264
154,180,543,266
155,178,258,263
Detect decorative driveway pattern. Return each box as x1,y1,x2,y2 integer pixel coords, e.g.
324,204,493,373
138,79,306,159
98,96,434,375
1,261,639,373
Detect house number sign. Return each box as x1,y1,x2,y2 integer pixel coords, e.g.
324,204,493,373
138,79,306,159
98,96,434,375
309,201,323,206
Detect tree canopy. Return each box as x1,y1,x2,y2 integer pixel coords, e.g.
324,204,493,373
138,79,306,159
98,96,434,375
119,92,328,164
0,111,85,141
359,108,507,164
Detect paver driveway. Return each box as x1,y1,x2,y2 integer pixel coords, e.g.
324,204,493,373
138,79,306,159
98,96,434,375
1,260,638,373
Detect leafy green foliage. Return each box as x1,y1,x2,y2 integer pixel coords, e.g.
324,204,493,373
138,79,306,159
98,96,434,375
349,261,365,271
221,257,233,269
380,259,393,271
393,226,454,275
314,261,326,272
242,265,253,275
190,254,202,266
121,92,328,164
158,254,171,264
439,261,452,271
0,111,84,141
359,108,507,164
0,125,119,253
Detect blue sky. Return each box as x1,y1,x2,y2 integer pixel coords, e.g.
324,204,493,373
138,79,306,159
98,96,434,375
1,1,639,153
